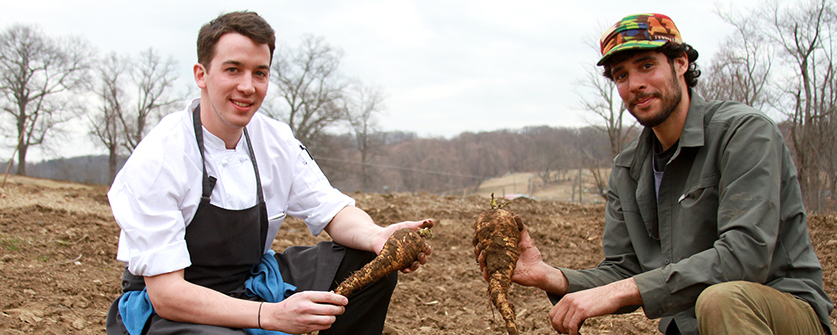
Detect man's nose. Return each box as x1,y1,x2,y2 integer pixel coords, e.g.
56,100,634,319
629,75,646,92
238,74,256,95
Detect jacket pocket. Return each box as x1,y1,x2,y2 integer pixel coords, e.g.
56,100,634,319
674,175,720,251
678,173,719,206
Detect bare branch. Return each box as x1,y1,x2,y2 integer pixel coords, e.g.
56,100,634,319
268,35,350,145
0,24,93,175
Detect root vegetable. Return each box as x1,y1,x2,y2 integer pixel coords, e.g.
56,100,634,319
473,193,524,335
333,227,433,298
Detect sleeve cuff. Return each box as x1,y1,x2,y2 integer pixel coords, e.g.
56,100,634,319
633,269,669,319
128,240,192,277
545,267,590,305
306,193,355,236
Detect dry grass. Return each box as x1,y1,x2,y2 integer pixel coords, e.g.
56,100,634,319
475,169,609,203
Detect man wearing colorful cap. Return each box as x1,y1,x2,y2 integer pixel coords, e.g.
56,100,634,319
476,13,833,335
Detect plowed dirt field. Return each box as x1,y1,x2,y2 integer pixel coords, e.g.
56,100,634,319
1,176,834,334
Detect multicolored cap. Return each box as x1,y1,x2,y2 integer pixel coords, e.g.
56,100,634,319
597,13,683,66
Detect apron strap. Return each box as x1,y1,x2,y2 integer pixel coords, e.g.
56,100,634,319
192,105,216,202
192,104,265,204
243,128,265,205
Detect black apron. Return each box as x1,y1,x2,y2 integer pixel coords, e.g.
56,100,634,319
183,105,268,294
106,106,271,334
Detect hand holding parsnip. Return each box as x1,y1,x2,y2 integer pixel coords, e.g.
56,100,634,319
473,194,524,335
333,223,434,298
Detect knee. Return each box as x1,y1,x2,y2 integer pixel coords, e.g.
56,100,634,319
696,281,749,318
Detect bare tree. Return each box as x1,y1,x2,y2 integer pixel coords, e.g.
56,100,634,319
90,52,128,184
576,66,634,158
269,35,350,146
522,126,571,189
576,28,636,159
0,24,92,175
452,130,525,193
122,48,179,152
758,0,837,212
345,84,386,192
88,48,179,183
699,7,773,109
577,127,612,201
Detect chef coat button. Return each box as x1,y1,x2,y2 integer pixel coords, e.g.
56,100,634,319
222,159,228,166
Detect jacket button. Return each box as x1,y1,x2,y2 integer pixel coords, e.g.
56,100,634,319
664,259,671,265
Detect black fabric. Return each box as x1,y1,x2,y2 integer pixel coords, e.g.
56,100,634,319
193,104,216,202
145,313,253,334
106,244,394,335
652,136,678,173
274,241,397,335
275,241,346,292
184,105,269,293
322,246,398,335
665,319,681,335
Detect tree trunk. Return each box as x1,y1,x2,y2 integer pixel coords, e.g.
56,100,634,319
108,146,118,185
577,164,583,203
15,132,28,176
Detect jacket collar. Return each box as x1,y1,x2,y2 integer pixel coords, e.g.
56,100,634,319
614,89,708,181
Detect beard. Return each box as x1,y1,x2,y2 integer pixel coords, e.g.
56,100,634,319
628,65,683,128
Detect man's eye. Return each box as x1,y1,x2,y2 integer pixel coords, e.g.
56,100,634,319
226,68,238,73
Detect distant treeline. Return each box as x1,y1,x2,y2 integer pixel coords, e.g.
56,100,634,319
20,155,128,186
15,125,615,195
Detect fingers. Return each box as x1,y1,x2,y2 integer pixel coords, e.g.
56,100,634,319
399,218,435,230
419,218,434,229
399,260,420,273
301,293,347,321
271,291,349,333
550,299,571,333
298,291,346,307
477,251,489,281
519,223,533,244
477,250,485,266
417,250,428,265
563,309,575,335
305,314,339,328
549,296,588,335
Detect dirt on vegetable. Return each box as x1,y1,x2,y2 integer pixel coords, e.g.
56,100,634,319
473,194,524,335
334,226,432,298
1,175,835,334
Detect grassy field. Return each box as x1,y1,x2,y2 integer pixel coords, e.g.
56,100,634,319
474,169,609,204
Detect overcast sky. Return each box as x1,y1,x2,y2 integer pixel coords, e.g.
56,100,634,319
5,0,758,161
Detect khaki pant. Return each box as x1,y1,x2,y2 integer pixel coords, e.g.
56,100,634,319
695,281,826,335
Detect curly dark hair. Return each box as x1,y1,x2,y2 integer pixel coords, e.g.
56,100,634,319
196,11,276,70
601,43,701,88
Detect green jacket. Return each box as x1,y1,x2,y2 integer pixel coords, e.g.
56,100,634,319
553,92,833,334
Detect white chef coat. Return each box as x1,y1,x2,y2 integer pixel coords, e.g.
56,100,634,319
108,98,354,277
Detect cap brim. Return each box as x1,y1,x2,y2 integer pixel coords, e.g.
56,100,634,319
597,40,669,66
